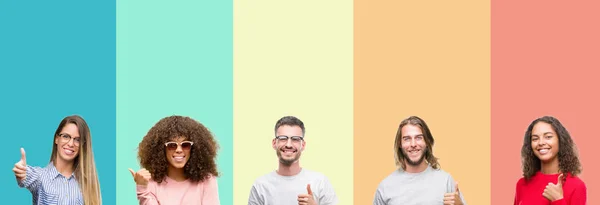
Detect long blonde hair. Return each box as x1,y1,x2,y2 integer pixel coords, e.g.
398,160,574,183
50,115,102,205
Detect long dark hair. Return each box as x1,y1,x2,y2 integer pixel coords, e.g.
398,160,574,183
521,116,581,180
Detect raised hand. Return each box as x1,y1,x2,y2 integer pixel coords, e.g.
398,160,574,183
297,184,316,205
13,148,27,181
129,168,152,186
543,173,564,201
443,182,464,205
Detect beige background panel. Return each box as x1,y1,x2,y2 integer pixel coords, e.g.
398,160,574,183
233,0,353,204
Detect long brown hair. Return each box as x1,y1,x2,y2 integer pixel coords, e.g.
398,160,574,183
51,115,101,205
394,116,440,170
521,116,582,180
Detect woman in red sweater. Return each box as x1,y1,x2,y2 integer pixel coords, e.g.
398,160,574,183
514,116,586,205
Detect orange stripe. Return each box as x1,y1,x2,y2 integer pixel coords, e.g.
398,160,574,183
354,0,491,204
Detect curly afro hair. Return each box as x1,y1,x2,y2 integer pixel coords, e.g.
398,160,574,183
138,115,219,183
521,116,582,180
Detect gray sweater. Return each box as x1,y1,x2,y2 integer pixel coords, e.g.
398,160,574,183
373,165,467,205
248,168,338,205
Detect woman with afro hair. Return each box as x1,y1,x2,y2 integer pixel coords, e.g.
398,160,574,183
514,116,586,205
129,115,220,205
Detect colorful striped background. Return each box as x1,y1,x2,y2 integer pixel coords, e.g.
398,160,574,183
1,0,599,204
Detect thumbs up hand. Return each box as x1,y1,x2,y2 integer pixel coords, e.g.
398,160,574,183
543,173,564,201
443,182,464,205
129,168,152,186
13,148,27,181
297,184,316,205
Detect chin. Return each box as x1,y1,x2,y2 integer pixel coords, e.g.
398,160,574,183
410,156,422,162
169,163,185,168
60,155,76,161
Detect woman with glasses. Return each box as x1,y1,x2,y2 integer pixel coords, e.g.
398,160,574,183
129,115,220,205
513,116,587,205
12,115,102,205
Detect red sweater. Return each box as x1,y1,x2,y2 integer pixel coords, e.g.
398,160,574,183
514,172,587,205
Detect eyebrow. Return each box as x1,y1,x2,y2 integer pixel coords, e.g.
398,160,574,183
532,132,554,137
402,134,424,138
60,133,80,138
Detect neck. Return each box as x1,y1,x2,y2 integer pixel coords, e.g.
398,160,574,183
167,166,187,182
404,161,428,173
54,155,75,178
541,157,560,174
277,161,302,176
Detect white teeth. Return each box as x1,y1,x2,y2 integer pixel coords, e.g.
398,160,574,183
64,149,74,155
539,149,549,154
173,156,185,162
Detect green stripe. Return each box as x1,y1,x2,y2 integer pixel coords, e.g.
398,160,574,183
116,0,233,204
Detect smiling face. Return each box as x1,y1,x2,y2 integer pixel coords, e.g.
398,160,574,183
400,124,427,167
54,123,81,163
273,125,305,166
531,122,560,163
165,137,192,169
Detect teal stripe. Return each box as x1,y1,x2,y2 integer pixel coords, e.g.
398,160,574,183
0,0,116,203
116,0,233,204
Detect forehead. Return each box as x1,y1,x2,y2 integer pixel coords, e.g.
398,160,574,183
532,122,555,134
401,124,423,136
276,125,303,136
60,123,80,137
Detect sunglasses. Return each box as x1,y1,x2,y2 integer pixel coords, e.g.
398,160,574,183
164,141,194,151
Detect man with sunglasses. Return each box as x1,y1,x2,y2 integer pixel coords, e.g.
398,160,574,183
248,116,338,205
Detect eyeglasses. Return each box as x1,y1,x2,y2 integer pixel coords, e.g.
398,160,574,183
274,136,304,144
165,141,194,151
58,133,82,146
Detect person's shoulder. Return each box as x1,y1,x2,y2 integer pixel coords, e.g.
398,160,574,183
567,174,586,188
35,163,56,176
204,174,217,180
302,169,328,179
516,176,526,185
251,171,277,186
510,176,525,192
429,167,454,180
431,167,449,174
200,174,218,184
376,170,403,188
36,163,54,171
